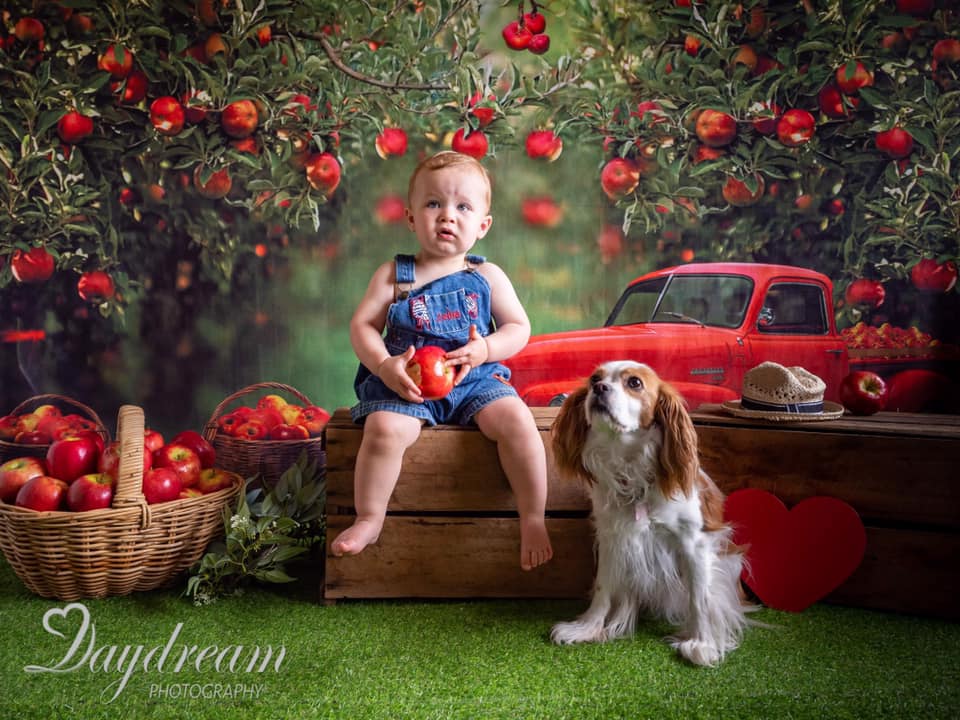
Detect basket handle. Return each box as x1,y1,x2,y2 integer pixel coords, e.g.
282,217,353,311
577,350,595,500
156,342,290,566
202,381,314,442
6,393,111,443
112,405,151,527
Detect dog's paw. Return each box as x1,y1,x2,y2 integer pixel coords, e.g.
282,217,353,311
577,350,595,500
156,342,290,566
550,621,606,645
671,638,722,667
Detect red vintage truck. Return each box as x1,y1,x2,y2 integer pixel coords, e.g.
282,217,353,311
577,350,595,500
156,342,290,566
505,262,958,411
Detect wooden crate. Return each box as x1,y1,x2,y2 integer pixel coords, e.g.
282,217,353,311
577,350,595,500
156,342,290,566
323,406,960,619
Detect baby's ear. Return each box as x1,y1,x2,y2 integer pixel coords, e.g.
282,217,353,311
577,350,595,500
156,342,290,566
477,214,493,238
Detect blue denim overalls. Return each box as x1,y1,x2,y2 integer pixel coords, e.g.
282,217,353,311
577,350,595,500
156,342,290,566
351,253,518,426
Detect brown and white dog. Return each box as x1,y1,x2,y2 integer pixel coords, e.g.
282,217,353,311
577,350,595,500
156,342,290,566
550,361,750,666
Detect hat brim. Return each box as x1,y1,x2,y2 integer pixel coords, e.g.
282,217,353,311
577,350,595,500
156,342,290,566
720,399,846,422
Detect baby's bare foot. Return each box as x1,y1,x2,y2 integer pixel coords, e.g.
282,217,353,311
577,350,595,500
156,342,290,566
330,518,382,557
520,517,553,571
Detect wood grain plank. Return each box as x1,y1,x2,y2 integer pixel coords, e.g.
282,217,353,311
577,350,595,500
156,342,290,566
324,515,595,599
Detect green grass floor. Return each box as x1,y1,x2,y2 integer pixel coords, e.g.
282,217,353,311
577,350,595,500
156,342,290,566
0,559,957,720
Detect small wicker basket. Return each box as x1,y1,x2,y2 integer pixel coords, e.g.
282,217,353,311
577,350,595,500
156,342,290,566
0,393,110,465
0,405,242,600
203,382,326,488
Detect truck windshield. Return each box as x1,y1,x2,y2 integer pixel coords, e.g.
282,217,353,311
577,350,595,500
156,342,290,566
606,274,754,328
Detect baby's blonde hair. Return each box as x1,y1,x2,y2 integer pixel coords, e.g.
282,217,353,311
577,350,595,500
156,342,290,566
407,151,492,210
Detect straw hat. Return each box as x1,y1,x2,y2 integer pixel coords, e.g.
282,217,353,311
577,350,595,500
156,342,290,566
721,362,845,421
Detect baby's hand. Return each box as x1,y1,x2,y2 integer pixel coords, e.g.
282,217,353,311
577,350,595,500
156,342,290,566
377,346,424,403
445,325,489,386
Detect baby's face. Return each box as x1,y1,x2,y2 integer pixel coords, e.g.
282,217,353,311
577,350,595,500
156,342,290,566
406,165,492,260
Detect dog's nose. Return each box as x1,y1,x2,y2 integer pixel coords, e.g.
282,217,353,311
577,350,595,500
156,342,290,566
592,381,610,395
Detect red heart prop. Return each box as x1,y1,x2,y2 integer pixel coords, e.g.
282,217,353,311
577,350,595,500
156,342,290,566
724,488,866,612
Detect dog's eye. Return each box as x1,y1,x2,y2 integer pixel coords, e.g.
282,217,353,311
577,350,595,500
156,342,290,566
626,376,644,390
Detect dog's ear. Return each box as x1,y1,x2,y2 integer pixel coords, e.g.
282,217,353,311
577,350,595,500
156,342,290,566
655,382,699,499
551,385,594,484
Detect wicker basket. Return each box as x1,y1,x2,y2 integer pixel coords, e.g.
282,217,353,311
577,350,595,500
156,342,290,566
0,405,242,600
203,382,326,487
0,393,110,465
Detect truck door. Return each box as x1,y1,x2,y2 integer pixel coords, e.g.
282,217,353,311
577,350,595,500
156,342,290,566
743,281,849,400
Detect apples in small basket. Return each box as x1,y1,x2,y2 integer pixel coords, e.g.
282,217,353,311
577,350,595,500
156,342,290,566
216,395,330,440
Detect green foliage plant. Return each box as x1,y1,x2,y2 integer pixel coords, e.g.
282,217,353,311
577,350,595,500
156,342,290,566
186,450,325,605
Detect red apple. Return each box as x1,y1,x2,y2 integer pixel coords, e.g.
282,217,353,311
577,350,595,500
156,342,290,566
142,467,182,504
69,428,105,455
144,428,165,453
98,440,151,480
153,444,202,488
375,194,407,224
77,270,114,303
695,109,737,148
910,258,958,293
375,128,408,158
220,99,258,139
406,346,455,401
845,278,886,308
521,195,564,227
170,430,216,468
149,96,185,136
57,111,94,144
280,404,306,426
528,34,550,55
451,128,488,159
525,130,563,161
14,18,45,43
194,165,232,199
523,11,547,34
216,410,248,436
67,472,115,512
875,126,913,159
46,435,99,482
818,84,858,119
269,423,310,440
600,157,640,200
684,34,701,57
0,416,20,440
839,371,888,415
196,468,241,494
257,395,288,413
305,152,341,195
467,92,496,127
112,69,148,104
10,247,55,283
234,420,269,440
777,109,816,147
933,39,960,68
16,475,67,511
749,101,781,135
14,430,51,445
97,44,133,79
502,21,532,51
300,406,331,436
722,174,765,207
835,61,873,94
0,456,46,503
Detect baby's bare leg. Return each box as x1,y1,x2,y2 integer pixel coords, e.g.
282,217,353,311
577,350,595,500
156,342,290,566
330,411,422,557
475,397,553,570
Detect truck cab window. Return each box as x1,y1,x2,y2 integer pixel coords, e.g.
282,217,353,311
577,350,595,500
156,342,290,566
757,283,829,335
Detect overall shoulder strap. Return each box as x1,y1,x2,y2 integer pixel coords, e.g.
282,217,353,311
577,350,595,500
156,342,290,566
394,254,416,284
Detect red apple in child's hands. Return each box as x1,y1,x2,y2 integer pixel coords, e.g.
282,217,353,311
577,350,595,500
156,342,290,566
839,371,889,415
170,430,216,468
16,475,68,511
196,467,241,494
46,435,99,482
142,467,182,504
406,346,456,401
152,444,202,488
67,472,115,512
0,456,47,503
